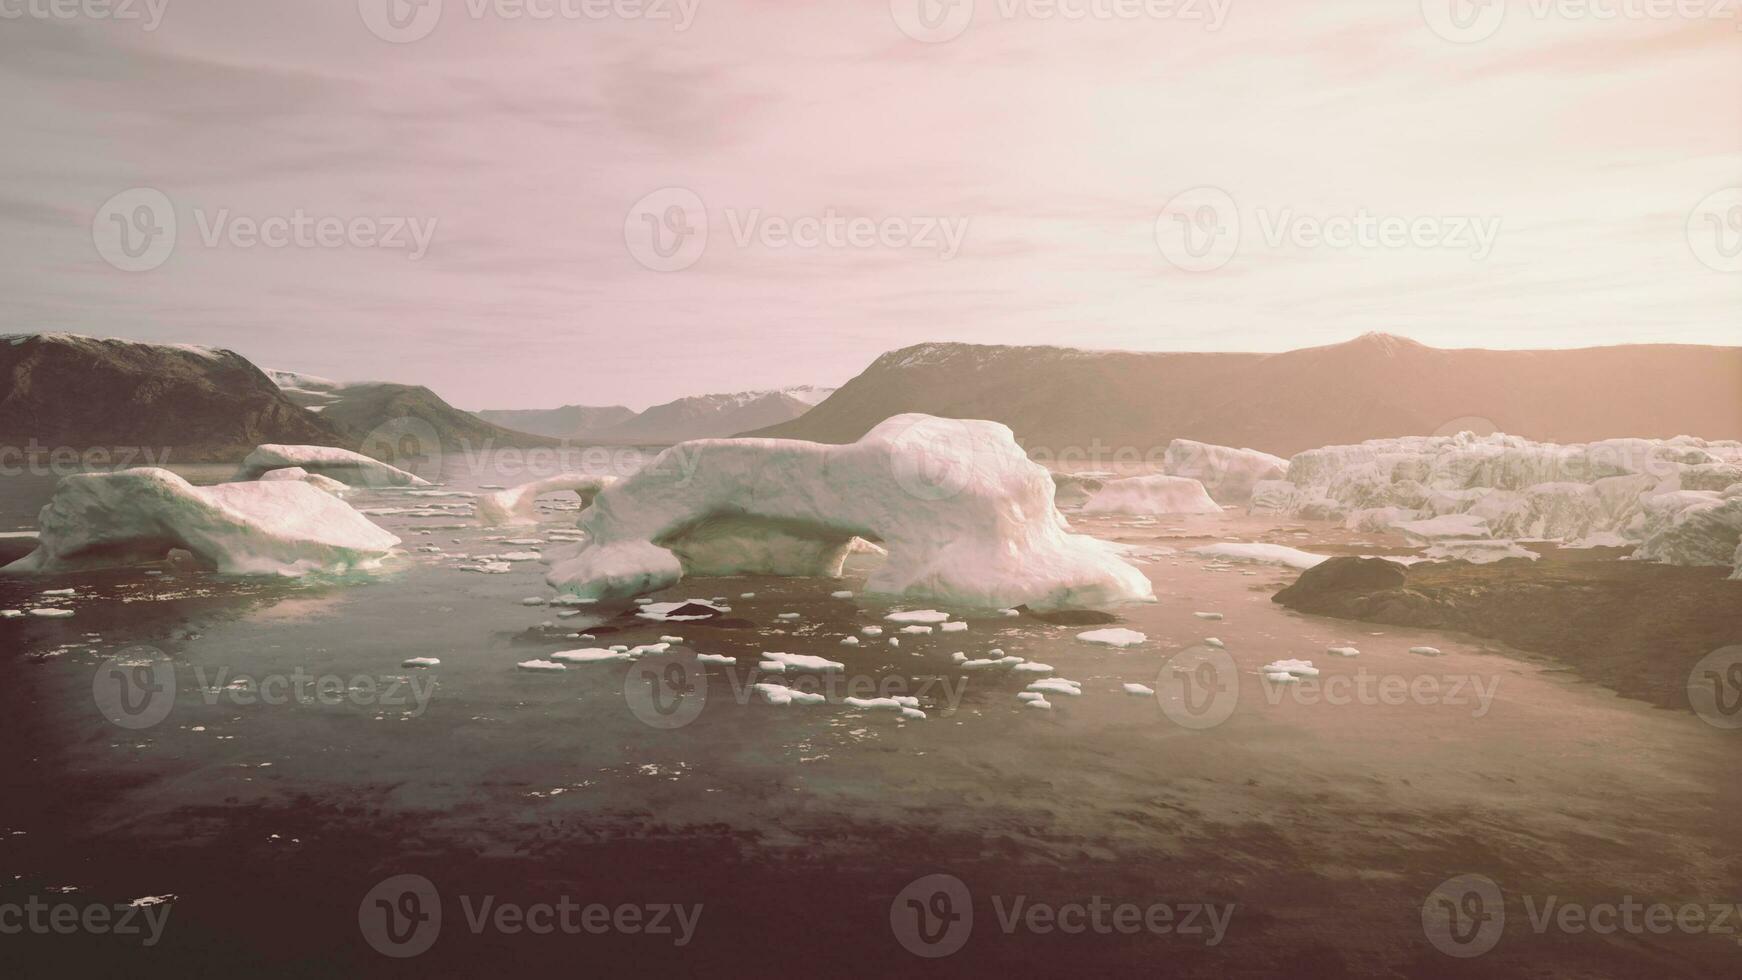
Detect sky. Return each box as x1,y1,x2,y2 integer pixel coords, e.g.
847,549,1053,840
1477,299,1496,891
0,0,1737,410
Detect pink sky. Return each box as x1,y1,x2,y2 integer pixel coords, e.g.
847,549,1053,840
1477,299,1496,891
0,0,1736,409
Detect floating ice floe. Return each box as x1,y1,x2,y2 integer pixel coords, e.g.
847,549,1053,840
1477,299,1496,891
899,625,932,634
1409,646,1443,656
636,599,729,622
830,590,854,599
543,415,1153,610
1122,683,1155,696
1203,638,1224,648
840,636,860,646
1194,612,1223,621
1262,659,1318,680
235,445,430,487
844,695,925,720
754,682,825,706
1026,677,1082,697
1076,627,1147,648
776,612,801,620
550,648,632,664
1012,661,1053,674
516,659,566,672
886,609,950,624
760,652,844,673
3,469,399,576
29,607,74,618
1422,539,1539,564
861,626,883,636
476,474,615,527
1187,542,1329,570
939,621,968,632
1081,475,1222,516
401,657,440,667
1326,646,1360,657
698,653,735,664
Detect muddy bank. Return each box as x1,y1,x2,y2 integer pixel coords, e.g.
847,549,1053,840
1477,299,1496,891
1274,557,1742,709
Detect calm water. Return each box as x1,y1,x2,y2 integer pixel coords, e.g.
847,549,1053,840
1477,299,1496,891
0,456,1736,977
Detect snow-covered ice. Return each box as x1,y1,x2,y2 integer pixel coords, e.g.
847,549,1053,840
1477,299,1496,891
476,474,615,527
1082,475,1222,516
1076,628,1146,647
235,445,430,487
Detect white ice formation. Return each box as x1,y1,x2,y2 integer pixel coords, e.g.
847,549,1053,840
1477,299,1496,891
476,474,617,527
1081,475,1222,516
543,415,1153,610
235,445,430,487
4,469,399,575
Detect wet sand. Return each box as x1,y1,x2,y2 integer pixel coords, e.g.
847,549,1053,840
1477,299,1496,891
1,476,1738,977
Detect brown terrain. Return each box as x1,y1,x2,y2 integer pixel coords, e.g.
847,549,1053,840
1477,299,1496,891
746,333,1742,455
1274,555,1742,709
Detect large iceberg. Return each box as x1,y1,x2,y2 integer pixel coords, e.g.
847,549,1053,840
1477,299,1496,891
543,415,1154,611
234,444,430,487
1249,431,1742,574
1081,474,1222,516
4,468,400,575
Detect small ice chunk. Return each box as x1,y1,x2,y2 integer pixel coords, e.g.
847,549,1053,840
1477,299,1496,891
660,635,683,644
1077,628,1146,648
940,621,968,632
521,597,545,606
1194,612,1223,621
1016,691,1046,702
888,638,900,647
899,625,933,634
1011,662,1053,674
1264,671,1299,684
830,590,854,599
739,592,756,598
1026,678,1082,697
840,636,860,646
1203,638,1224,648
885,609,949,625
861,626,883,636
516,659,566,672
1326,646,1360,657
1122,683,1155,696
1024,696,1053,710
755,683,825,706
999,608,1020,617
761,652,845,672
1262,658,1318,678
698,653,736,664
1410,646,1443,656
401,657,441,668
776,612,801,620
551,648,632,664
29,608,74,619
40,588,75,596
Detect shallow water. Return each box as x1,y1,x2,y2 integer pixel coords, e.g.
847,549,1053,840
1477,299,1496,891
0,459,1736,977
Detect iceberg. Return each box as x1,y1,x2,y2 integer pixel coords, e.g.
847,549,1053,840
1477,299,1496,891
1081,475,1222,516
476,474,616,527
4,468,399,575
235,444,430,487
544,415,1154,611
1162,440,1287,504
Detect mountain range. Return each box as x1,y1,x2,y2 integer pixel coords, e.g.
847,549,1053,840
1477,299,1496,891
746,334,1742,455
476,387,836,444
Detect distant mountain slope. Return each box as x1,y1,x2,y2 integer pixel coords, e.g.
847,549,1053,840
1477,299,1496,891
745,334,1742,456
269,379,559,453
474,404,638,440
1,333,342,462
587,389,826,444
